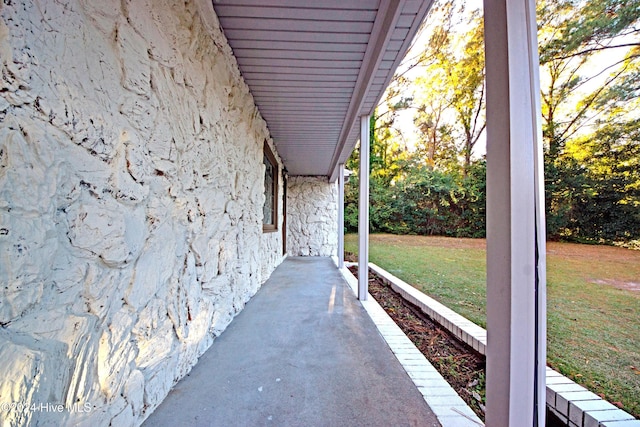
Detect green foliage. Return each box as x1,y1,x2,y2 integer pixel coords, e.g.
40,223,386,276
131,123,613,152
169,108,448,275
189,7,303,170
548,115,640,241
387,162,485,237
343,0,488,238
538,0,640,243
539,0,640,63
346,0,639,244
344,146,486,238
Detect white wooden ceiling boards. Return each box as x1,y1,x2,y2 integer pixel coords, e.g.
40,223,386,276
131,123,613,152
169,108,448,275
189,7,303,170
212,0,433,179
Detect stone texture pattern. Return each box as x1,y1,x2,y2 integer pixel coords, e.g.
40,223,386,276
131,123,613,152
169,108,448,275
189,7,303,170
286,177,338,257
0,0,283,425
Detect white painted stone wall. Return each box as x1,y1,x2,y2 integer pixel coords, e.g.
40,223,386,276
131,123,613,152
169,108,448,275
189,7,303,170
0,1,283,425
287,176,338,257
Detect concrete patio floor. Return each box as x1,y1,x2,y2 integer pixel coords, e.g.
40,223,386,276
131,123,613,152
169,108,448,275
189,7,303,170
144,256,440,427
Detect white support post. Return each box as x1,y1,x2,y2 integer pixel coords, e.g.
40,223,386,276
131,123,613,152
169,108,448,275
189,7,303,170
358,115,370,301
484,0,547,426
338,163,345,269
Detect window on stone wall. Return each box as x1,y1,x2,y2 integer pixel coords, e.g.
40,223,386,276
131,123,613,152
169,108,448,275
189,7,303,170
263,142,278,232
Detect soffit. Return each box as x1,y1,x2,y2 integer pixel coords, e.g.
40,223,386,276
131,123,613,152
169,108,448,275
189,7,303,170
212,0,433,180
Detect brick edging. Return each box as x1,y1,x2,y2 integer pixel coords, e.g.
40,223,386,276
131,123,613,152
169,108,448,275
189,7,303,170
366,262,639,427
337,261,484,426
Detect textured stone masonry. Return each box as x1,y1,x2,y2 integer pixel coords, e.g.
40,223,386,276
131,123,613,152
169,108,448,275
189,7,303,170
0,0,284,425
286,176,338,257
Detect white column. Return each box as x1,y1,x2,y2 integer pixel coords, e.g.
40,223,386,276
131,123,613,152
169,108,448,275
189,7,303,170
358,116,370,301
484,0,547,426
338,163,345,269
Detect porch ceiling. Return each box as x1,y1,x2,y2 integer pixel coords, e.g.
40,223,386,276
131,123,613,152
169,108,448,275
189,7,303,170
211,0,433,181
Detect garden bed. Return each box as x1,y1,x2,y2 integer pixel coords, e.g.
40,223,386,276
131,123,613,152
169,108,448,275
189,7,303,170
345,234,640,418
347,264,486,420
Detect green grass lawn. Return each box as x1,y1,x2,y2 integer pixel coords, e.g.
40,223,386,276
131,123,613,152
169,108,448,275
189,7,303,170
345,233,640,418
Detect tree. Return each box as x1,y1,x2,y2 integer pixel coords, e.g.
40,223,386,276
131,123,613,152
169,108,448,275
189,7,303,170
345,0,488,238
413,82,458,171
344,0,639,243
411,1,486,176
448,11,485,173
538,0,640,240
563,104,640,241
539,0,640,156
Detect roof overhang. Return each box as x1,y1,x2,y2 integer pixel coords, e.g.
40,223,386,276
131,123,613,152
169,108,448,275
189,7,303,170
207,0,433,181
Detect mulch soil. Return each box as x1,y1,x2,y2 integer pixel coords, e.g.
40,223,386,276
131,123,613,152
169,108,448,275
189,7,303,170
347,264,486,420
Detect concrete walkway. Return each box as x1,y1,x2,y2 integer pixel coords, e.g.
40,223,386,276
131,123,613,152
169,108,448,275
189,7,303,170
144,257,440,427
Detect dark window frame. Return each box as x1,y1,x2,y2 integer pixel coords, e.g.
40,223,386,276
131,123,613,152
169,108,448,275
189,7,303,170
263,142,278,233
